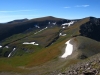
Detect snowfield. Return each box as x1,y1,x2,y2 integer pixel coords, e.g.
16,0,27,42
61,39,74,58
0,45,2,48
62,21,75,27
23,42,39,45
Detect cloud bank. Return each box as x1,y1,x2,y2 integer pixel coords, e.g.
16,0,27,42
75,5,90,7
64,7,71,8
64,5,90,9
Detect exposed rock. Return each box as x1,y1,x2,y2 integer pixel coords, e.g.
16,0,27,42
58,53,100,75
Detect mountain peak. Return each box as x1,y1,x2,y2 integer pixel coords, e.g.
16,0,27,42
89,16,96,19
46,16,55,18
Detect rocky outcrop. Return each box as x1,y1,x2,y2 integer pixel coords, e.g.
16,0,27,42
58,53,100,75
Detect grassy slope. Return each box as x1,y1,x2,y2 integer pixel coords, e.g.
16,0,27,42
75,36,100,57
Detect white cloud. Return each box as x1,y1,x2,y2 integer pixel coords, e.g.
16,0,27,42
82,5,90,7
64,5,89,9
0,10,34,13
75,5,90,7
64,7,71,8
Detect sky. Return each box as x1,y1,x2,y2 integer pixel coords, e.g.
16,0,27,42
0,0,100,23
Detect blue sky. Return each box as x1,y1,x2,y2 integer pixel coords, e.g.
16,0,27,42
0,0,100,23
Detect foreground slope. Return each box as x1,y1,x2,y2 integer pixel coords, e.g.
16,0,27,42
0,35,100,75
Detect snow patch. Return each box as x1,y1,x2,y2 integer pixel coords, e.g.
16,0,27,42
62,21,75,27
34,25,40,28
45,27,48,29
34,27,48,35
59,33,67,36
52,22,56,25
5,46,9,48
61,34,66,36
62,26,65,29
48,22,51,24
59,33,62,36
61,39,73,58
8,48,16,58
0,45,2,48
23,42,39,45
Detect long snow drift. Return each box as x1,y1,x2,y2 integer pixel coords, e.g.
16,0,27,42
61,39,74,58
23,42,39,45
34,27,48,34
8,48,16,57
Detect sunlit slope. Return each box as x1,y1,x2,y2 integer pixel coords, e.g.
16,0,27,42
0,27,60,57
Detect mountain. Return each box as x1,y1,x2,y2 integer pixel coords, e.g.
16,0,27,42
7,18,29,24
0,16,72,42
0,16,100,75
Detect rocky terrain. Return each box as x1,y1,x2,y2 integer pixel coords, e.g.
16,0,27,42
56,53,100,75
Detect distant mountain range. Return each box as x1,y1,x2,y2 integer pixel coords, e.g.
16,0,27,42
0,16,73,41
7,18,29,24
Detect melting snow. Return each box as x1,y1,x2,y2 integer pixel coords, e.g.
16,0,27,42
59,33,67,36
62,21,75,27
8,48,16,58
23,42,39,45
62,26,65,29
34,27,48,34
59,33,62,36
45,27,48,29
61,34,66,36
0,45,2,48
5,46,9,48
35,25,40,28
52,22,56,25
61,39,73,58
48,22,51,24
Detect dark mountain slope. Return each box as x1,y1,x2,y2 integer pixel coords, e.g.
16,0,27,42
80,17,100,41
7,18,28,24
0,16,70,41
